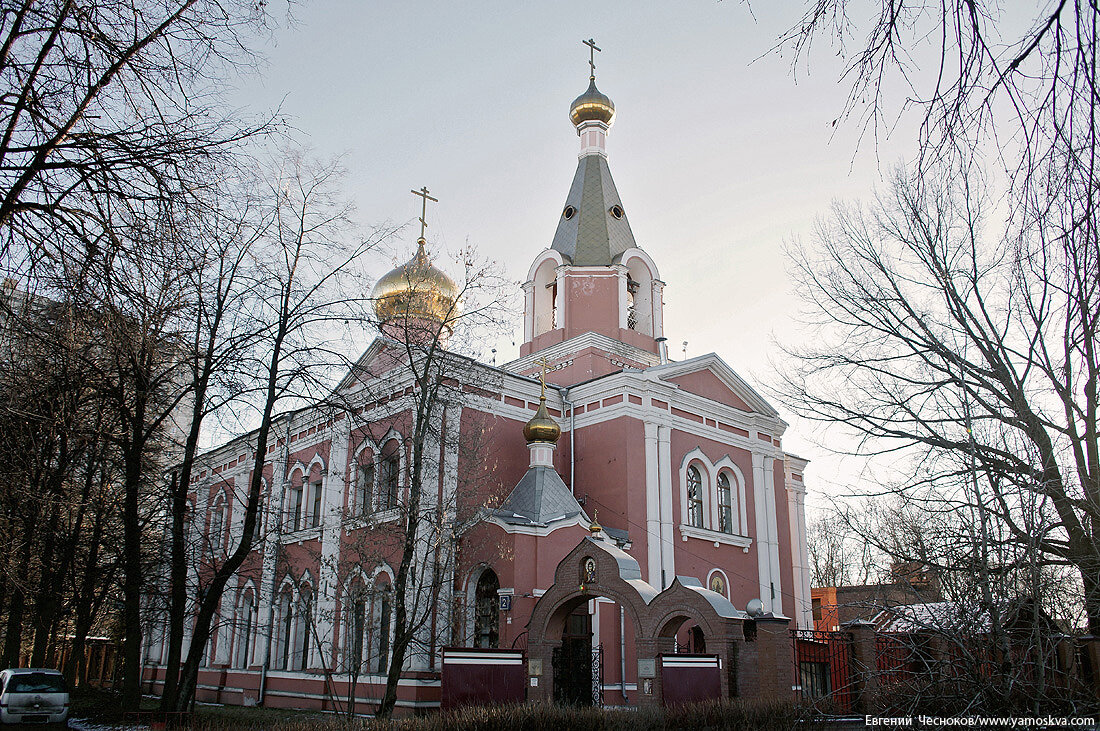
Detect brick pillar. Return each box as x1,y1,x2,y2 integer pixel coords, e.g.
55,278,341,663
753,617,793,701
635,637,660,708
843,619,879,713
527,642,553,703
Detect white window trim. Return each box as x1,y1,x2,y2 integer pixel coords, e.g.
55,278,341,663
712,457,749,536
678,448,712,531
679,523,752,550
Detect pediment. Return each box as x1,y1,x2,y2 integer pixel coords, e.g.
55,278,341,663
651,354,779,418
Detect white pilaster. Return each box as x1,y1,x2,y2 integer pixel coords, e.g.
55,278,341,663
644,422,661,587
763,456,783,615
787,480,811,628
315,417,350,668
752,453,772,612
657,425,675,588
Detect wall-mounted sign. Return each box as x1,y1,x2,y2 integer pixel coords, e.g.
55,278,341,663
499,594,512,611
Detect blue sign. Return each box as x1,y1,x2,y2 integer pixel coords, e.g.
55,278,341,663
499,594,512,611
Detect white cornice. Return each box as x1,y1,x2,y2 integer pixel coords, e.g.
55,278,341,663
504,331,660,373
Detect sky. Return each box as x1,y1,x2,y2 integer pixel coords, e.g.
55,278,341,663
229,1,925,514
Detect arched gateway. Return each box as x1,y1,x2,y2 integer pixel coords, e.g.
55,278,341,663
526,531,791,707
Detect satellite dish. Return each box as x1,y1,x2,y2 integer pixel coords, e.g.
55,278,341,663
746,598,764,618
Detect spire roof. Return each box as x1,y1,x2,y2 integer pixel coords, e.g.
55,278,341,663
550,155,637,266
493,466,587,526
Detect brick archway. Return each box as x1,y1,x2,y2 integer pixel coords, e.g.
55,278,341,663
526,535,759,706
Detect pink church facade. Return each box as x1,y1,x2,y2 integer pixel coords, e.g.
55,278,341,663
140,72,811,713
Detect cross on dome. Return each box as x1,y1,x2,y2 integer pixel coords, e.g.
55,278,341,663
583,37,601,80
410,186,438,242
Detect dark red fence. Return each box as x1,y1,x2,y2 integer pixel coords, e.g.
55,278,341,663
659,654,721,707
440,648,526,709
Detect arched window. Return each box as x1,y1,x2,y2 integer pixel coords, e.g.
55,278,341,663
474,569,500,648
378,440,400,511
309,478,323,529
686,465,704,528
286,480,304,532
296,586,313,670
355,457,374,516
373,583,392,673
348,592,366,673
209,493,226,551
235,592,255,668
717,472,734,534
276,591,294,670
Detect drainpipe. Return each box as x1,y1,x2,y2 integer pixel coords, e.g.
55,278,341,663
619,605,628,703
655,337,669,365
554,385,575,496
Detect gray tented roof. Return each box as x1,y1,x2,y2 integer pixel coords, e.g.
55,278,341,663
493,466,588,526
550,155,638,266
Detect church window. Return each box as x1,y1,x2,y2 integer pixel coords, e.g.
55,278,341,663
717,472,734,533
276,592,294,670
287,482,303,532
348,594,366,672
374,584,391,673
209,493,226,551
355,460,374,516
378,440,400,511
474,568,500,648
687,465,704,528
296,586,313,670
235,592,254,668
609,204,624,220
563,205,575,220
310,480,322,528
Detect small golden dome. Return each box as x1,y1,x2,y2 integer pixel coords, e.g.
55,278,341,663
570,78,615,126
372,238,459,328
523,396,562,444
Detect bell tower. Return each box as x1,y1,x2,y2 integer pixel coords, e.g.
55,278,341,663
519,42,665,375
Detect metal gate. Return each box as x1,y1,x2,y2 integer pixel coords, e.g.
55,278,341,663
552,642,604,706
791,629,855,713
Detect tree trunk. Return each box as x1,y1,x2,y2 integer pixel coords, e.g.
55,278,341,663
120,433,146,705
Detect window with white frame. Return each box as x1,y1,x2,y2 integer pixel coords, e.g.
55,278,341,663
355,458,374,516
378,440,400,511
276,590,294,670
309,479,322,528
686,465,705,528
717,472,734,534
296,585,313,670
235,591,255,668
209,492,227,551
286,481,303,532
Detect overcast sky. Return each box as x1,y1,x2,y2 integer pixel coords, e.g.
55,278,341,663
231,1,925,513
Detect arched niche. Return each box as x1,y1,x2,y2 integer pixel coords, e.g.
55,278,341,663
619,249,660,338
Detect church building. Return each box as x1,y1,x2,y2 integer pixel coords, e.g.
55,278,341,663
141,58,812,712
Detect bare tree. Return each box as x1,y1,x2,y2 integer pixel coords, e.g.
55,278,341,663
170,153,386,712
776,164,1099,632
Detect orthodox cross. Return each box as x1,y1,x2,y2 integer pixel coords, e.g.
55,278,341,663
535,357,551,399
410,186,438,240
583,38,601,78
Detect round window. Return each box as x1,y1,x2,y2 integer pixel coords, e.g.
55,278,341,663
563,205,576,220
609,205,624,219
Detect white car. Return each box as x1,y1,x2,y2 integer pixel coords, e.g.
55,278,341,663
0,668,69,725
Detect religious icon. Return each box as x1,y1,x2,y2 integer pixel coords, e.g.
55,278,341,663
582,557,597,584
710,574,726,596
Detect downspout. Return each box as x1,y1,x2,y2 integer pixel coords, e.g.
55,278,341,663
554,385,575,495
259,417,292,706
619,605,628,702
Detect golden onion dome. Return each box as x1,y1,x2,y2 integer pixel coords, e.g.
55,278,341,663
372,238,459,327
569,78,615,126
523,396,562,445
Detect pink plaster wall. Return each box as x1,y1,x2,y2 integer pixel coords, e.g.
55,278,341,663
665,370,753,413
